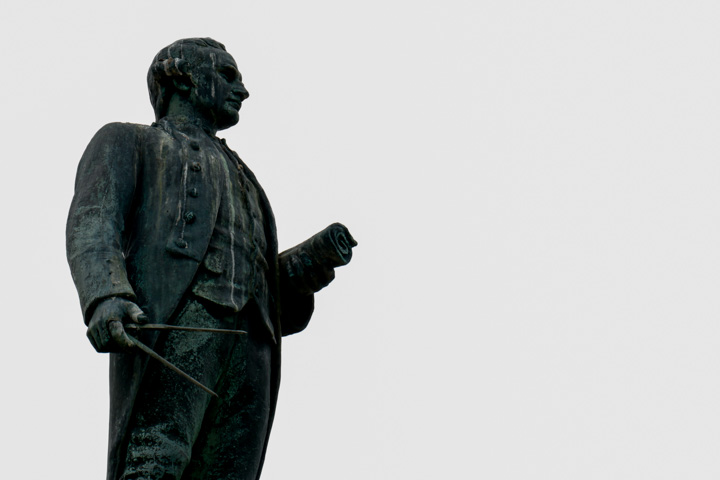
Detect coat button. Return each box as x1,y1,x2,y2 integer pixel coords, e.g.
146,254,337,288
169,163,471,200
190,140,200,150
191,162,201,172
184,211,196,223
175,238,188,248
188,187,199,197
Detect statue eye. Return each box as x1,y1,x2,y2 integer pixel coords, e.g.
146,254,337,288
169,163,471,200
219,67,237,82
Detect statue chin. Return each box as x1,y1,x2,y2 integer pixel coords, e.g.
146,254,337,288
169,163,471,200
216,110,240,131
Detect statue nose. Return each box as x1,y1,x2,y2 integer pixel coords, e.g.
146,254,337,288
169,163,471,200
235,84,249,101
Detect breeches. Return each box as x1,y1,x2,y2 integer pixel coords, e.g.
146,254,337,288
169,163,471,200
120,297,273,480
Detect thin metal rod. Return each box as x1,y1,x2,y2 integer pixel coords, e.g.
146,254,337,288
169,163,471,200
128,335,218,398
126,324,247,336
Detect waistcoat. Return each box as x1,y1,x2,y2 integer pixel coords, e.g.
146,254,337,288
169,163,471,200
190,136,274,339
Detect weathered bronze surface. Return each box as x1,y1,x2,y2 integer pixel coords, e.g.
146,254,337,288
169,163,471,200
66,37,355,480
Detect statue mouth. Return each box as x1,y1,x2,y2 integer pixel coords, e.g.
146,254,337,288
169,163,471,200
226,99,242,111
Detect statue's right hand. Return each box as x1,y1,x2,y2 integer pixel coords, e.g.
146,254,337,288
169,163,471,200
87,297,147,353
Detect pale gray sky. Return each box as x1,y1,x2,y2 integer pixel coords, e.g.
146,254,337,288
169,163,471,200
2,1,720,478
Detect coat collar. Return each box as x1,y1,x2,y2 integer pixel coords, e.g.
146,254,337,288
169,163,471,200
156,115,215,140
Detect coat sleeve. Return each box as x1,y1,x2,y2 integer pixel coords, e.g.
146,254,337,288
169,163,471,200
66,123,141,324
278,251,315,337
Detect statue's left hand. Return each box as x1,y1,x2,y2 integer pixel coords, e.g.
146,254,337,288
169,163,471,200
306,262,336,293
285,253,336,294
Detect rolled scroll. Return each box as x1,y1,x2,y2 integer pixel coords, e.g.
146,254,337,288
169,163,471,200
280,223,357,295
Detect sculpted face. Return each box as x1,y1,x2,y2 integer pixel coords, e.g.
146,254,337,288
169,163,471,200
187,48,249,131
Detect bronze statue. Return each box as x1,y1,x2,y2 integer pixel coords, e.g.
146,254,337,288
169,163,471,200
66,38,355,480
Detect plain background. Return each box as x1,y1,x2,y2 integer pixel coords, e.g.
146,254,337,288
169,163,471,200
2,1,720,478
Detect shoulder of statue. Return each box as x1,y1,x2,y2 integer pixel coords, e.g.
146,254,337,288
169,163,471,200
88,122,156,146
96,121,150,134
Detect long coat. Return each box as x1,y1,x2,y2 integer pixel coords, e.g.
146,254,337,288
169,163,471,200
66,119,314,480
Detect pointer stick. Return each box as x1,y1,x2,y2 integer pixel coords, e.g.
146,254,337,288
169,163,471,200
128,335,218,398
126,324,247,336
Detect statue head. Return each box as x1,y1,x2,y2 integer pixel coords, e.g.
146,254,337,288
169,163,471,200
148,38,249,131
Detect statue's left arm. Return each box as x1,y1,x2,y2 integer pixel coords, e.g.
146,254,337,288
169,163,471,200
277,223,356,336
277,266,316,337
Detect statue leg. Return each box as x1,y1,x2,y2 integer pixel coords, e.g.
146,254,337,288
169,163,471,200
119,298,242,480
182,302,273,480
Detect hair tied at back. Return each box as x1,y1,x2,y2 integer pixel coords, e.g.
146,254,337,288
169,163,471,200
162,58,189,77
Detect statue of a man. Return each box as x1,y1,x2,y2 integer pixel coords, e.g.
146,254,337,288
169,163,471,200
66,38,355,480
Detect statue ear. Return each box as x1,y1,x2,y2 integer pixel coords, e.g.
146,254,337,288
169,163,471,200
172,76,193,95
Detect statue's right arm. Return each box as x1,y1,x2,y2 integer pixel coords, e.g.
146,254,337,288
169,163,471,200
66,123,146,352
